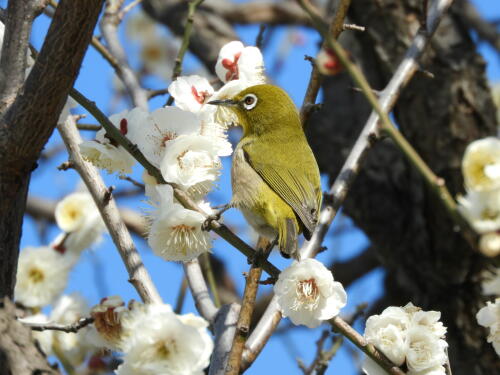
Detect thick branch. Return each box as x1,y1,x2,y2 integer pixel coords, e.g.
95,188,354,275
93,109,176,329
0,0,104,300
57,116,161,304
183,259,218,322
0,1,38,110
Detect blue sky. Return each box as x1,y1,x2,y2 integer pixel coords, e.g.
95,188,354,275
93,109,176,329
11,0,500,374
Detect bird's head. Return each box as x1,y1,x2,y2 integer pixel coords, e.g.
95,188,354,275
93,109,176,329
208,84,300,136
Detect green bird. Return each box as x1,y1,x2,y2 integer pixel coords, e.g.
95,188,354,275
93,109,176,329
209,84,322,259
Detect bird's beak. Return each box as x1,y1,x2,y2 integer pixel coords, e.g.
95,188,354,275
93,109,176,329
208,99,237,106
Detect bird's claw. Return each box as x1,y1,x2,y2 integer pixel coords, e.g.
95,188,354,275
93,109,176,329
202,212,222,231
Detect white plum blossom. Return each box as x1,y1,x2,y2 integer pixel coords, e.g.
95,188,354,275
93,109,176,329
160,134,221,194
462,137,500,192
481,268,500,296
50,294,93,367
116,303,213,375
130,106,201,167
274,258,347,328
14,247,72,308
316,47,342,76
215,41,265,85
476,298,500,356
55,192,100,233
79,108,141,174
479,231,500,258
89,295,128,350
168,75,215,113
141,37,170,77
457,190,500,233
147,185,212,262
364,303,448,373
364,307,409,365
126,10,157,42
405,328,448,372
408,366,446,375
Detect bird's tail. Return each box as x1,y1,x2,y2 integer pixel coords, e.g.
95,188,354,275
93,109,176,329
278,218,299,259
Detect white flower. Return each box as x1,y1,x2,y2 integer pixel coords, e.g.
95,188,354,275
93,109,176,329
479,231,500,258
274,258,347,328
215,41,265,84
365,312,408,366
316,47,342,76
481,268,500,296
15,247,72,308
476,298,500,355
160,134,221,192
404,303,447,338
462,137,500,192
130,106,201,168
457,190,500,233
199,106,233,157
55,192,99,233
117,303,213,375
147,185,212,262
21,314,54,356
126,10,157,42
79,108,141,174
89,295,128,350
168,75,215,113
141,37,170,77
51,293,93,367
406,328,448,372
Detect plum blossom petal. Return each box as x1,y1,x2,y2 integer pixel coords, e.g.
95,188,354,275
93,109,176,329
462,137,500,192
168,75,215,113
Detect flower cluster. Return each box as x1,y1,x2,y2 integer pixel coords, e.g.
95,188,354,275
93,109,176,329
274,258,347,328
458,137,500,257
362,303,448,375
80,40,265,263
15,190,106,308
476,298,500,356
89,297,214,375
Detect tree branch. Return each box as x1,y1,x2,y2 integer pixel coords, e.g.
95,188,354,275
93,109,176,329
183,259,218,322
0,0,38,111
100,0,148,109
57,116,161,304
0,0,104,300
19,316,94,333
209,303,241,375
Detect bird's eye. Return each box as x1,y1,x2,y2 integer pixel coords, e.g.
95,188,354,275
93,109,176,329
242,94,258,110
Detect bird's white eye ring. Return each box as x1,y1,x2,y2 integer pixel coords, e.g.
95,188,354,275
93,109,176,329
242,94,258,110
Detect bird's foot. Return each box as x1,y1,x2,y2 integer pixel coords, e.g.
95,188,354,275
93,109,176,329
201,203,231,231
248,237,277,266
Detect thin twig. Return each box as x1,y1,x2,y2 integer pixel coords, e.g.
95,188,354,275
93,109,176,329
342,23,365,32
119,175,145,189
200,253,221,308
226,237,270,375
68,88,280,278
57,116,161,304
76,123,102,131
174,276,188,314
300,0,352,127
329,317,405,375
19,316,94,333
166,0,205,106
100,0,148,109
118,0,143,21
183,259,218,322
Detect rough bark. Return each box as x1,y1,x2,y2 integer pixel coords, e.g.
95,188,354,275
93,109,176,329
0,0,104,299
306,1,498,373
0,298,60,375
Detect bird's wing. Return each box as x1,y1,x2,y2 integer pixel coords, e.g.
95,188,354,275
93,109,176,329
242,141,321,238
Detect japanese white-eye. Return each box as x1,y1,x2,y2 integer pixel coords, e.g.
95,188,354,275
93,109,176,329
209,84,322,258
